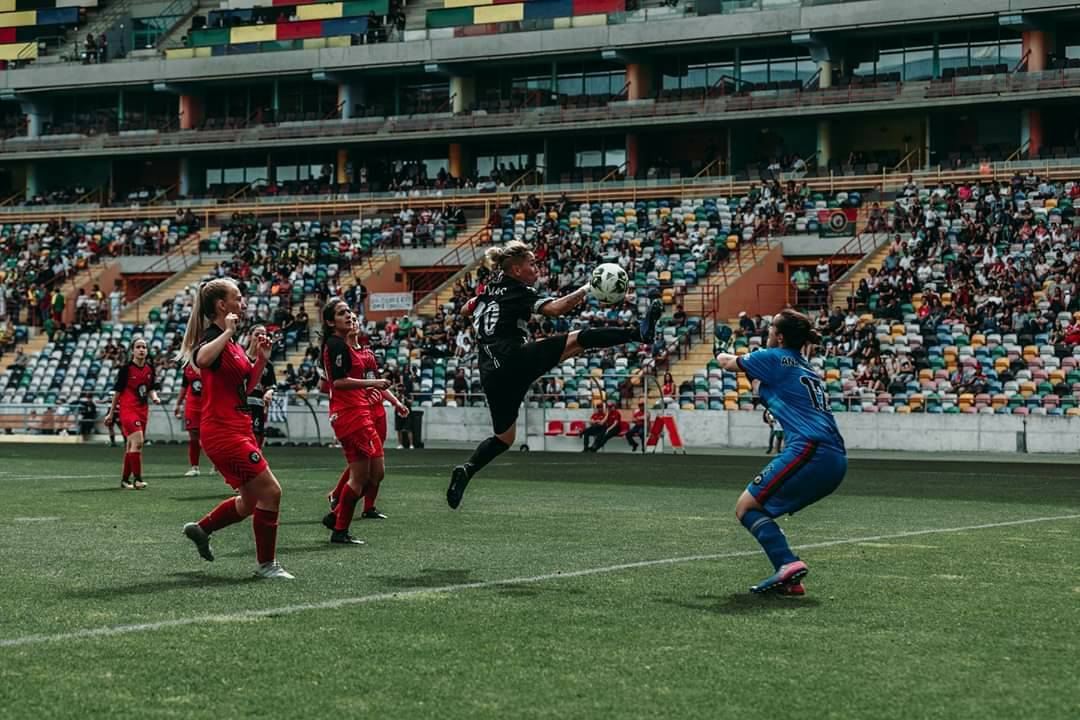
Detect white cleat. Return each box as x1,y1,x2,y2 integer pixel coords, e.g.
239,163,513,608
184,466,201,477
253,561,295,580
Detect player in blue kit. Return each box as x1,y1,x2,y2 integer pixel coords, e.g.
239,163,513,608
715,309,847,596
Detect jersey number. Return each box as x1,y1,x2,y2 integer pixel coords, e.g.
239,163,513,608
473,301,500,338
800,376,828,413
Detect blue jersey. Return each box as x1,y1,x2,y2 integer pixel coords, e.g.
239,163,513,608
737,347,845,453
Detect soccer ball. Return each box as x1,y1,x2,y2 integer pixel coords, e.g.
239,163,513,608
590,263,629,305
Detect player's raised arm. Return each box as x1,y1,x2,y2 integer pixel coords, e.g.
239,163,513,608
538,283,591,318
715,352,740,372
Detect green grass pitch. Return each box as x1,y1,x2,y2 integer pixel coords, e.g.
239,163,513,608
1,444,1078,719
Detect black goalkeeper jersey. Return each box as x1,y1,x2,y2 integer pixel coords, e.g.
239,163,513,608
472,273,554,373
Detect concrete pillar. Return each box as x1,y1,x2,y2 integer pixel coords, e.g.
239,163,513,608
1021,109,1042,159
179,156,194,197
626,62,653,100
1022,30,1052,72
449,143,468,179
338,82,366,119
25,162,38,198
817,118,831,168
818,59,832,89
924,113,932,170
626,133,639,178
336,148,349,185
20,101,46,138
450,75,476,114
179,94,203,130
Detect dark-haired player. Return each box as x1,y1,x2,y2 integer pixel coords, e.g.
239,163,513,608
104,336,160,489
447,240,662,509
320,299,392,544
175,362,203,476
715,309,847,596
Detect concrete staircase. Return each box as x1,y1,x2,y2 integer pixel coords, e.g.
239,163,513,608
829,234,892,312
412,218,491,318
118,252,217,324
658,241,779,390
278,251,396,371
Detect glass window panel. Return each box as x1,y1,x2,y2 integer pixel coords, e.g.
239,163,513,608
685,65,707,89
246,167,267,184
576,150,603,167
276,165,298,182
205,169,222,186
939,44,969,73
904,47,934,81
769,58,798,84
970,42,998,64
584,73,610,96
1000,40,1021,66
741,60,769,85
476,156,495,178
558,74,583,97
605,148,626,169
876,48,904,78
223,168,243,184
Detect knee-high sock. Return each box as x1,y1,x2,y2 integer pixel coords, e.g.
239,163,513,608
741,510,798,571
464,436,510,478
334,483,361,532
578,327,637,349
252,507,279,565
198,497,246,534
122,453,132,481
131,453,142,479
363,480,379,512
331,468,349,502
188,438,200,466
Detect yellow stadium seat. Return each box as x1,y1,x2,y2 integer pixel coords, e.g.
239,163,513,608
1019,381,1036,397
896,405,912,414
908,394,924,409
825,369,841,381
682,403,696,411
991,394,1007,408
1067,407,1080,416
958,393,974,408
941,292,953,306
1045,198,1058,209
971,334,986,347
891,324,905,336
724,400,738,411
726,236,738,250
918,369,933,381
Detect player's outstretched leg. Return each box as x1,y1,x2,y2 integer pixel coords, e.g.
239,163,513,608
448,435,510,509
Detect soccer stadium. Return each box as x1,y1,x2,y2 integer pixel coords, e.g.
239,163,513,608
1,0,1078,716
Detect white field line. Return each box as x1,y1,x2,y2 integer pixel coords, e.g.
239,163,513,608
2,513,1078,650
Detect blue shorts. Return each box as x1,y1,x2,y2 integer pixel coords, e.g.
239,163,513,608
748,441,847,517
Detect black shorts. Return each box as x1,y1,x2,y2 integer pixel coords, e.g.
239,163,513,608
249,407,266,436
394,410,411,432
481,335,568,434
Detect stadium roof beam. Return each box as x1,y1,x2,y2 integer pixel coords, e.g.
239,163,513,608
153,82,185,95
998,14,1045,31
790,32,833,63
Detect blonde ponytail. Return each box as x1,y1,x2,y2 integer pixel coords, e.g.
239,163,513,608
176,278,236,364
484,240,530,273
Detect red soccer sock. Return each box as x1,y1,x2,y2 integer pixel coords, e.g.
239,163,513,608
252,507,279,565
197,497,245,534
330,468,349,503
187,440,200,467
131,453,142,479
121,453,132,481
362,482,379,512
334,484,361,532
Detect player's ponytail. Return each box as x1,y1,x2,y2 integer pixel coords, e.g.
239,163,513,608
176,278,236,364
319,298,346,355
484,240,530,273
774,309,819,352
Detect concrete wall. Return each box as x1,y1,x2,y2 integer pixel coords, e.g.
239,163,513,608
715,244,786,320
140,403,1080,456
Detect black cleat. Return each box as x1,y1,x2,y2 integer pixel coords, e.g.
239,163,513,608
330,530,365,545
327,493,339,512
361,507,387,519
636,299,663,344
182,522,214,562
321,512,336,531
447,465,471,510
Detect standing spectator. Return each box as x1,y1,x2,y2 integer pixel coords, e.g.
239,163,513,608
791,266,812,308
394,381,413,449
78,394,98,439
815,260,831,305
109,280,124,320
98,33,108,63
764,409,784,454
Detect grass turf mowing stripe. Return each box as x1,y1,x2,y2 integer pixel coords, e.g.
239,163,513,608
2,512,1078,649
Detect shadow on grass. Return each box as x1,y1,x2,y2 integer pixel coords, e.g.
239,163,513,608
59,487,123,494
66,571,253,599
168,494,239,503
373,568,478,589
219,542,340,558
662,593,822,615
